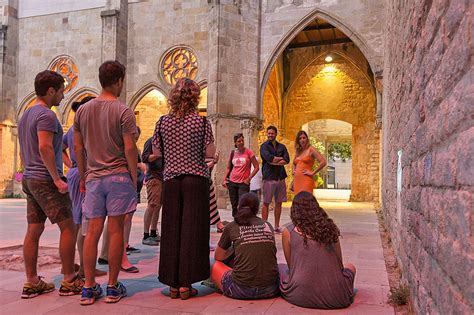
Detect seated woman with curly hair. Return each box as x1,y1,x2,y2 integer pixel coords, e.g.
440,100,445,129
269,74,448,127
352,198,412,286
280,191,356,309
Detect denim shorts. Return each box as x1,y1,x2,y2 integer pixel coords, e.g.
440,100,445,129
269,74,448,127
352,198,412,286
83,173,137,219
221,271,279,300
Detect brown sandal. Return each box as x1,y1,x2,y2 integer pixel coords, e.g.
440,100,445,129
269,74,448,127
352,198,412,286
179,287,198,300
170,287,179,299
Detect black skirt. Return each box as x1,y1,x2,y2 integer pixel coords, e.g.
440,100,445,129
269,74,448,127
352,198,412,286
158,175,210,287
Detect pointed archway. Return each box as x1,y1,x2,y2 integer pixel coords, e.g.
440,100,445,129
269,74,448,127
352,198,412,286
261,16,380,202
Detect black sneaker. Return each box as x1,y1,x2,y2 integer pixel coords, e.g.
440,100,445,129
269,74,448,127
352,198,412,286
126,245,140,254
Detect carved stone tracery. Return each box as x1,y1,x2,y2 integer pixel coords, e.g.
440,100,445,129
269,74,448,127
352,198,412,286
161,47,198,85
49,56,78,93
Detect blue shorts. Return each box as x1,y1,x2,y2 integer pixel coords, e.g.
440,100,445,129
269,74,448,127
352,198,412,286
221,271,279,300
83,173,137,219
66,167,84,225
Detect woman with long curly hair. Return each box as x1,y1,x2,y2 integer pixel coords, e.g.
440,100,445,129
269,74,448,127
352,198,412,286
152,78,216,300
280,191,356,309
292,130,326,195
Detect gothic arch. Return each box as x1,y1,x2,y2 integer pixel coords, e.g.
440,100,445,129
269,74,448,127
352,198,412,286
281,51,376,131
16,92,36,122
260,9,380,117
129,82,168,110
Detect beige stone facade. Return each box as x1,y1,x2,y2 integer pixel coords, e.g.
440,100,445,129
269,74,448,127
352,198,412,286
0,1,472,312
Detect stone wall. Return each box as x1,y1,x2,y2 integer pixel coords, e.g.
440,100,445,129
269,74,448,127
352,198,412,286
18,0,105,18
382,1,473,313
16,7,104,117
288,43,372,88
126,0,210,104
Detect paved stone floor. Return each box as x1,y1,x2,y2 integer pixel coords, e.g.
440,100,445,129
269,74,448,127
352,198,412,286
0,199,394,314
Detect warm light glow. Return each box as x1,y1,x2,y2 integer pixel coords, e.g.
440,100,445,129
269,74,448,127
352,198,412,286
198,87,208,112
325,55,333,63
322,65,337,73
147,89,167,105
134,89,169,151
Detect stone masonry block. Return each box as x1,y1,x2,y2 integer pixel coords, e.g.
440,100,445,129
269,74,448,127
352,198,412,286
430,143,456,187
455,127,474,186
443,190,473,248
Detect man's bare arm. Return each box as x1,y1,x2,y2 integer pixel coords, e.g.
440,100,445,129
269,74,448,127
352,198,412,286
123,133,138,187
38,130,67,193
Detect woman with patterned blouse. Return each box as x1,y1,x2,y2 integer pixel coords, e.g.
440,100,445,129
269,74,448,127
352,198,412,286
152,78,216,300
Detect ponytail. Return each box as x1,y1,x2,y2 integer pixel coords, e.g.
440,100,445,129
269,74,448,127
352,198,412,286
234,193,259,226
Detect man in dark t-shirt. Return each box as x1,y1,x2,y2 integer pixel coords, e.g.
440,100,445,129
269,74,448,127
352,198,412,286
260,125,290,233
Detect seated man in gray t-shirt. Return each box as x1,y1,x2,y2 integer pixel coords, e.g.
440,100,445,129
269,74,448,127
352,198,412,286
74,60,138,305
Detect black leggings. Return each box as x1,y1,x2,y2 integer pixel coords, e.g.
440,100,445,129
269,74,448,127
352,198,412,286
227,181,250,217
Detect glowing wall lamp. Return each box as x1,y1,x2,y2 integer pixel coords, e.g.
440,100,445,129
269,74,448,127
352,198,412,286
325,55,333,63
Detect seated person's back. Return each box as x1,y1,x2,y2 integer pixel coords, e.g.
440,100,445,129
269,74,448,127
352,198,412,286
211,193,279,300
280,192,356,309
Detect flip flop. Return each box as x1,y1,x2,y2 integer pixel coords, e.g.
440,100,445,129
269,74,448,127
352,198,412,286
121,266,139,273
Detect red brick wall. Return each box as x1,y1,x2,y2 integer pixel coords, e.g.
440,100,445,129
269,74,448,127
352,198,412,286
382,1,473,313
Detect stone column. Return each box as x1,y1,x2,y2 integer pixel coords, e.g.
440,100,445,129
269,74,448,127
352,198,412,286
207,0,262,209
0,0,19,196
350,123,380,202
101,0,128,101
